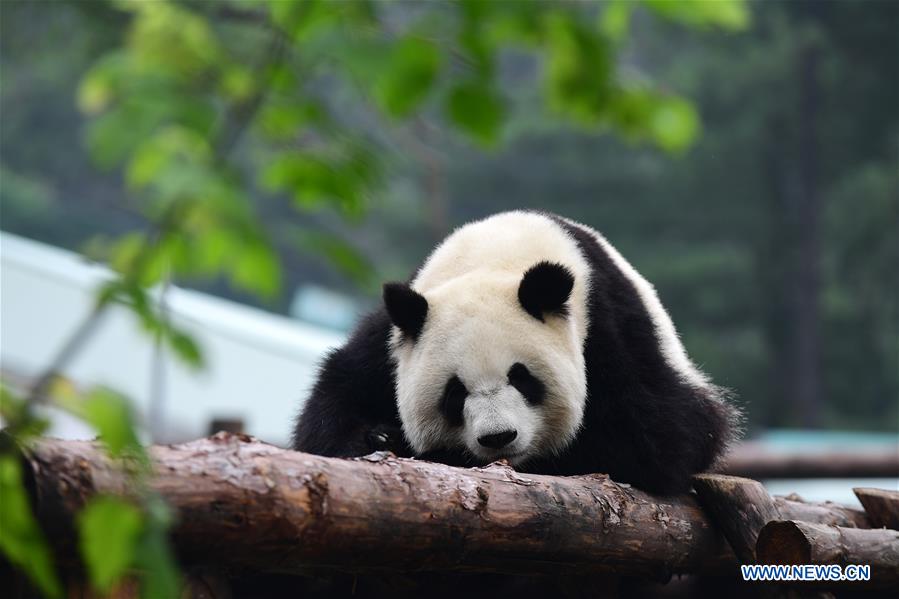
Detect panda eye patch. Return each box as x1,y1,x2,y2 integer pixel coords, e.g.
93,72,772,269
508,363,545,405
440,376,467,427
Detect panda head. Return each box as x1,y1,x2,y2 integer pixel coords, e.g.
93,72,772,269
384,261,587,466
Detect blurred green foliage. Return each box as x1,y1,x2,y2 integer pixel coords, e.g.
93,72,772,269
1,383,180,598
0,453,61,598
77,492,179,598
68,0,744,321
78,496,144,593
0,0,753,595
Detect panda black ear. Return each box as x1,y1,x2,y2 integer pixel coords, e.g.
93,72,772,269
383,282,428,340
518,261,574,322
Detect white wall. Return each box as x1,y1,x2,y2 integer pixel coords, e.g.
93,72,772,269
0,232,346,446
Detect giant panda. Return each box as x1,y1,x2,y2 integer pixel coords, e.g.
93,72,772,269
292,211,739,494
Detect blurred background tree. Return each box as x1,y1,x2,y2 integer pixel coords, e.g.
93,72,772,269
1,0,896,431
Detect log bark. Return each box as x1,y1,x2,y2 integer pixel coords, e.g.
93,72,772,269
775,495,869,529
854,487,899,530
756,520,899,589
25,434,732,579
692,474,781,564
20,434,871,579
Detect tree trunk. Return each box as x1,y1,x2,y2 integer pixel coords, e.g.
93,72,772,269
793,39,822,428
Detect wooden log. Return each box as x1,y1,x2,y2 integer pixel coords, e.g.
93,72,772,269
854,487,899,530
723,445,899,479
775,495,869,529
23,434,732,579
756,520,899,589
692,474,781,563
19,434,872,579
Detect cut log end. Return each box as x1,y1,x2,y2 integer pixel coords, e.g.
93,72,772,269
854,487,899,530
756,520,813,565
756,519,899,589
691,473,781,564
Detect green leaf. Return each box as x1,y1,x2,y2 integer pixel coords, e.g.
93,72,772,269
78,496,144,593
268,0,333,42
261,153,333,205
77,52,130,116
446,81,505,145
649,95,700,153
128,1,221,76
257,101,326,142
78,69,115,115
0,385,48,440
219,65,256,102
480,1,542,45
0,385,25,424
111,284,158,334
108,232,147,277
126,127,212,191
261,146,378,216
0,455,63,598
134,494,179,599
167,329,204,370
543,12,614,123
86,106,155,169
192,229,233,273
230,239,282,298
374,35,441,118
606,86,700,152
599,0,633,43
126,144,168,191
79,388,144,458
457,0,495,78
642,0,749,31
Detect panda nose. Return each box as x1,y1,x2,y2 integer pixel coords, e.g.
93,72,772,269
477,430,518,449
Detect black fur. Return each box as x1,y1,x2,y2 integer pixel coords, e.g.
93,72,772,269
291,308,414,458
517,261,574,321
524,214,736,493
440,376,467,427
292,212,737,495
383,282,428,340
507,363,545,406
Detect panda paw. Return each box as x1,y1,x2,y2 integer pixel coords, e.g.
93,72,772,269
364,425,411,456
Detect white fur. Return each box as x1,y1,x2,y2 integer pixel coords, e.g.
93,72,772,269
462,389,540,462
391,212,590,464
